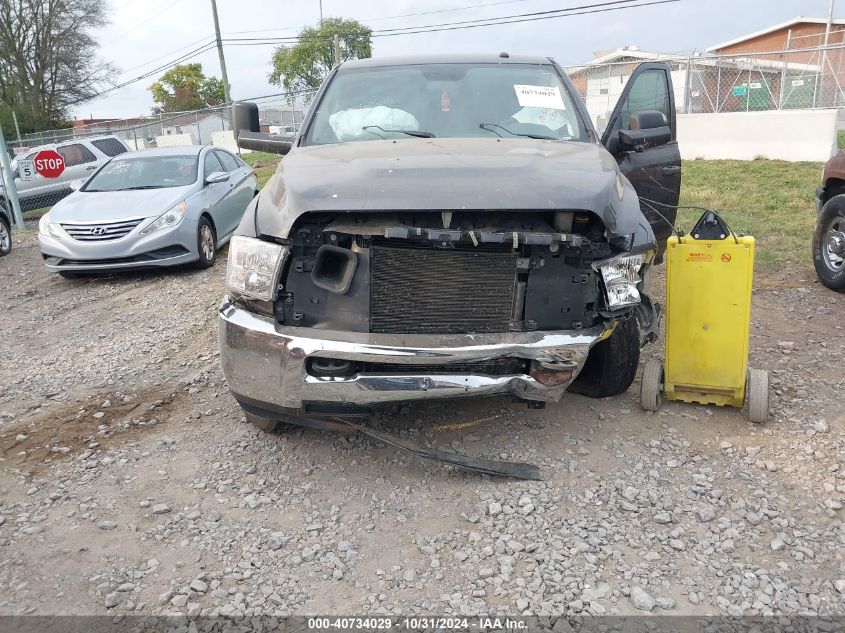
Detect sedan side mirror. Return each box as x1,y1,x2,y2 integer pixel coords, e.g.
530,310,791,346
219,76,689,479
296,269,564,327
205,171,229,185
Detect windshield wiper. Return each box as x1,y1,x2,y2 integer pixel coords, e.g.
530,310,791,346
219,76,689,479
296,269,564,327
110,185,162,191
479,122,557,141
362,125,435,138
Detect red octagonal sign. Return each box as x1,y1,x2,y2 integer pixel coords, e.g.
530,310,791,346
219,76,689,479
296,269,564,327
34,149,65,179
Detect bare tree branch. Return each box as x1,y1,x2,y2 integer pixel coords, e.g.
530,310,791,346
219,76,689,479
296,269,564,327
0,0,116,128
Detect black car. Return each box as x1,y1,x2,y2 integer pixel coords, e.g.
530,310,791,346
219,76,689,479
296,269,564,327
0,198,11,256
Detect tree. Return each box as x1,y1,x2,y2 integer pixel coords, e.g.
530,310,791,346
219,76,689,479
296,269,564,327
149,64,225,113
269,17,372,92
0,0,115,132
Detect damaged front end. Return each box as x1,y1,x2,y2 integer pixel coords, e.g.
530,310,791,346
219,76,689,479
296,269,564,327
220,204,658,418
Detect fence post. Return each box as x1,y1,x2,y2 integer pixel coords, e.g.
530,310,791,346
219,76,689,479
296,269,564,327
11,111,21,141
747,65,752,112
716,66,721,113
195,112,201,145
0,124,25,230
683,56,692,114
605,64,612,132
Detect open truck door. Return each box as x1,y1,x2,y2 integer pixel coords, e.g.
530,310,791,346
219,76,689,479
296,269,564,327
602,62,681,258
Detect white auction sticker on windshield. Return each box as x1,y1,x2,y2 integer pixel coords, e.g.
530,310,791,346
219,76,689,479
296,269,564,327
513,85,565,110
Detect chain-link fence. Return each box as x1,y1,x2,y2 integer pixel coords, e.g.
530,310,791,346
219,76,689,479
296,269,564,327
562,43,845,134
0,89,317,219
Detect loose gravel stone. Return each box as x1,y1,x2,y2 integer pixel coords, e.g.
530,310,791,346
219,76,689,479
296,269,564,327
629,587,655,612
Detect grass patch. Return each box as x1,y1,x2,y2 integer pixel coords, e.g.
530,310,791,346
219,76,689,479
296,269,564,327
241,151,281,189
838,129,845,150
678,159,820,267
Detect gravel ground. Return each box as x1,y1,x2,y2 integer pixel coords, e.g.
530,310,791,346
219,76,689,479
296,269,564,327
1,225,843,618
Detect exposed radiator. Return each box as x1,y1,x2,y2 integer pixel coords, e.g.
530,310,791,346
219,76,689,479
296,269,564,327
370,245,517,334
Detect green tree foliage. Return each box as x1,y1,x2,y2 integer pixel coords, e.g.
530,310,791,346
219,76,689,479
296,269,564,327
269,18,372,92
0,0,114,134
149,64,226,113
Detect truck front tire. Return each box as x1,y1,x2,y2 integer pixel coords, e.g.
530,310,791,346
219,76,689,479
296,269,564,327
568,315,640,398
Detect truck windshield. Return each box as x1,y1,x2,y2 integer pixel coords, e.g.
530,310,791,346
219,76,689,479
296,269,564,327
82,155,198,192
305,63,587,145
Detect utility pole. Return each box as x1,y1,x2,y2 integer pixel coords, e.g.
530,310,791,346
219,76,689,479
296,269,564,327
319,0,323,22
821,0,835,107
210,0,231,104
333,34,341,66
0,124,24,230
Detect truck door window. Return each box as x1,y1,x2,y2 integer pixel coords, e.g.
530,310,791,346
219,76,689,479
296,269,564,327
616,69,671,130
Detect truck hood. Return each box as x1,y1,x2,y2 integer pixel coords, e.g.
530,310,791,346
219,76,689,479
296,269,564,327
46,187,194,223
251,137,653,249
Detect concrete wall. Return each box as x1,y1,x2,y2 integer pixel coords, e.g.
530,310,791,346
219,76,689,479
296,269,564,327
155,133,194,147
677,109,837,161
210,130,251,154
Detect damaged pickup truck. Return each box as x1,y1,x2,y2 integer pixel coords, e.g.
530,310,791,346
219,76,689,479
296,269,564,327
219,54,682,433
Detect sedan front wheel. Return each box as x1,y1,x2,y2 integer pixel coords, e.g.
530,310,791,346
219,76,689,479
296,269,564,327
194,217,217,269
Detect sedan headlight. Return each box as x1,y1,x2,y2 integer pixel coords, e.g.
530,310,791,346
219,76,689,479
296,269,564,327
226,236,288,301
141,201,187,235
593,253,645,309
38,214,63,239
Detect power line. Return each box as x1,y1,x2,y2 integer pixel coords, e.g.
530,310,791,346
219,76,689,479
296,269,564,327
70,42,218,106
222,0,532,36
371,0,680,36
117,36,216,76
373,0,657,32
101,0,188,44
220,0,680,44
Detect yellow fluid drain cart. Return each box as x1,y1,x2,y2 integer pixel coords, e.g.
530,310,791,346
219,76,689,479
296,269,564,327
640,212,768,423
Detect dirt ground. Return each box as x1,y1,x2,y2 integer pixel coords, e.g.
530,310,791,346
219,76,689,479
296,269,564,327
1,225,843,618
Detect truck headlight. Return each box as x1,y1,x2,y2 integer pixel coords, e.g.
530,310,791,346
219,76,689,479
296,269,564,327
594,253,645,309
141,201,187,235
226,236,288,301
38,214,63,239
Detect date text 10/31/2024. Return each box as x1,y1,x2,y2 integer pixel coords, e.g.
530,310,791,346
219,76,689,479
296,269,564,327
306,617,527,630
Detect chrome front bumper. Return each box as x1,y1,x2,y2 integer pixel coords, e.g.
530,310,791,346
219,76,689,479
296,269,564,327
218,297,614,412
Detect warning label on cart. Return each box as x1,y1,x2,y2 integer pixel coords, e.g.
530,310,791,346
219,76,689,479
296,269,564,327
687,251,713,262
721,253,732,262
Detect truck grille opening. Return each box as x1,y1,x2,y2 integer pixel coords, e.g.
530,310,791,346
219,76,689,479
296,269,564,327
369,245,517,334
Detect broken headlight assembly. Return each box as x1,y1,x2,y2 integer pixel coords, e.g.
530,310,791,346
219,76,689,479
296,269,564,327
226,236,288,301
593,253,646,309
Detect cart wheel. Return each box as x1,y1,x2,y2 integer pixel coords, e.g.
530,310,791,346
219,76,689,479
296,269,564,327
746,368,769,424
640,360,664,412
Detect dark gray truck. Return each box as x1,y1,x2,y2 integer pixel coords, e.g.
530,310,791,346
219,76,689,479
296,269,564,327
219,54,681,432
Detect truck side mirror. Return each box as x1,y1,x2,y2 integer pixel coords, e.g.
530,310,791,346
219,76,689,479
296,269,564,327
237,131,292,155
232,102,260,136
232,101,292,155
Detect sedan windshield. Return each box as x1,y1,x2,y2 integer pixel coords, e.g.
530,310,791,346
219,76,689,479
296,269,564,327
305,63,587,145
83,155,198,192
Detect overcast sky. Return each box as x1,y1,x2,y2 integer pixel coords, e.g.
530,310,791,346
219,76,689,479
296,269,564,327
79,0,839,118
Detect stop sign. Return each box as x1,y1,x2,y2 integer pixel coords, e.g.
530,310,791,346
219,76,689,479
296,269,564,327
34,149,65,179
